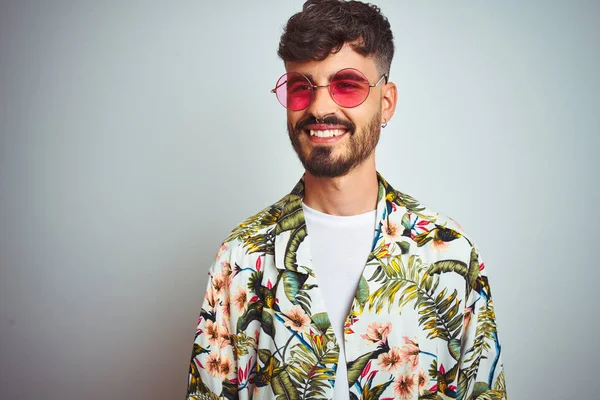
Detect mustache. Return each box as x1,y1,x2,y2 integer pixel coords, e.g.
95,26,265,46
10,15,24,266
294,115,356,133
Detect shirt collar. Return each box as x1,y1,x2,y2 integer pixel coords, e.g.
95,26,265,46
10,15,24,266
274,172,398,273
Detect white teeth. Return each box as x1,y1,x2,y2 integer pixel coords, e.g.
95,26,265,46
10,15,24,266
309,129,346,138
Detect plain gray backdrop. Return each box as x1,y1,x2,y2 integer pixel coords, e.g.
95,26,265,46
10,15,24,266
1,1,598,399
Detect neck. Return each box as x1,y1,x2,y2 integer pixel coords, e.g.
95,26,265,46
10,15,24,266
302,155,379,216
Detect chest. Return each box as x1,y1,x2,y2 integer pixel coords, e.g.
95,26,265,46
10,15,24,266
232,243,465,399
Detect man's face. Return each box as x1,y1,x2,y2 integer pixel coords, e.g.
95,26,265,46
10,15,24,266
285,44,387,178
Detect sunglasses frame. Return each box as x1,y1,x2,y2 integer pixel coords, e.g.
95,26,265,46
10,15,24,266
271,68,389,111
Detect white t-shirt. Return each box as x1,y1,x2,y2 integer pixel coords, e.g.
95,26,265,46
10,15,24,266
302,203,376,400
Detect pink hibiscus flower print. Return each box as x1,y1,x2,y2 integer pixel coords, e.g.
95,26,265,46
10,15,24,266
361,321,392,345
382,218,403,242
377,347,403,372
399,336,420,370
233,286,249,313
418,367,430,395
394,371,416,400
282,305,311,333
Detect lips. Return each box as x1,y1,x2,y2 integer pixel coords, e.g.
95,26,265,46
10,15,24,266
305,123,348,130
309,129,346,138
305,130,348,144
302,123,351,140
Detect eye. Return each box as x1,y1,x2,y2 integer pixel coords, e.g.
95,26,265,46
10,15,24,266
288,82,312,93
333,80,361,90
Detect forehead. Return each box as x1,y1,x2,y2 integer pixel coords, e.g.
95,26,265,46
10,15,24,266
284,43,378,82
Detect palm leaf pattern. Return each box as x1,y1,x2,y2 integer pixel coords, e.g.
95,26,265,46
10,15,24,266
464,301,497,370
186,173,506,399
366,254,463,342
286,332,338,399
225,202,283,254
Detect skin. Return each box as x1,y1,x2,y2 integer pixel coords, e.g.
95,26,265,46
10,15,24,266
285,43,398,216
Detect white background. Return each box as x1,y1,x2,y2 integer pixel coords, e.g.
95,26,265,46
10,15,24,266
1,1,598,399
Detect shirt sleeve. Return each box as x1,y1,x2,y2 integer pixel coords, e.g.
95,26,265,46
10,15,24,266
458,246,507,399
186,244,240,400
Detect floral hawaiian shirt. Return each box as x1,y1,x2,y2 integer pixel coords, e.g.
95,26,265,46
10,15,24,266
186,173,506,399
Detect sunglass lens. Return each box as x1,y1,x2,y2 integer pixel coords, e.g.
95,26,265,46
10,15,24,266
330,69,371,108
274,72,312,111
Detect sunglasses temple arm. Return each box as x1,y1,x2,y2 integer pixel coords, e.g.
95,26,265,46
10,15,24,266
372,74,388,87
271,79,289,93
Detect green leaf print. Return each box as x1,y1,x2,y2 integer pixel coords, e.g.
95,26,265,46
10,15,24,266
401,211,411,229
311,312,332,334
456,369,469,400
281,270,309,305
237,301,262,332
355,276,370,307
272,198,310,272
472,392,505,400
261,309,275,339
467,247,481,296
472,382,491,397
398,240,411,254
426,248,481,297
242,232,275,255
287,334,338,399
493,370,506,393
463,301,498,378
367,255,424,313
365,254,463,341
418,288,462,341
284,225,307,272
230,331,255,358
346,352,374,388
275,198,304,234
427,259,468,278
255,349,280,388
226,203,281,251
362,379,393,400
258,348,273,364
221,380,238,400
448,338,461,361
191,343,209,358
470,382,505,400
271,368,300,400
417,391,438,399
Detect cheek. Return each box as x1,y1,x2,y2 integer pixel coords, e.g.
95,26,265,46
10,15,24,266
352,105,381,128
287,110,304,128
346,111,369,129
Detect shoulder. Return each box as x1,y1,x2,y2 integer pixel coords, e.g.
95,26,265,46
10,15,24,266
387,191,495,306
395,191,493,287
388,185,480,260
216,194,289,258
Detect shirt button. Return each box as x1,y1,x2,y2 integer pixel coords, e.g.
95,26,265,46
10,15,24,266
327,342,335,350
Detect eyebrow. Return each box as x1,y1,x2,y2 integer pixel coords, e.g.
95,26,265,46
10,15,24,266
302,72,338,83
286,75,307,85
301,70,367,84
332,71,367,81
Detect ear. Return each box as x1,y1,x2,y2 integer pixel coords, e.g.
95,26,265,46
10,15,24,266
380,81,398,125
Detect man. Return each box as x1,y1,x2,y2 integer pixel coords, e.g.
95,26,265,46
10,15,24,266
186,1,506,399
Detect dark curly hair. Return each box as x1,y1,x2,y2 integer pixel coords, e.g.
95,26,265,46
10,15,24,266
278,0,394,75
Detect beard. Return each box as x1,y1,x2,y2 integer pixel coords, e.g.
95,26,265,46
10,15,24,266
287,110,382,178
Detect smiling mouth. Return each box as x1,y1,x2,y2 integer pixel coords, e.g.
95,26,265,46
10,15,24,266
308,129,347,138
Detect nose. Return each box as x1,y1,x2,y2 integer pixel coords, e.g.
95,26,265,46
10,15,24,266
305,84,338,120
